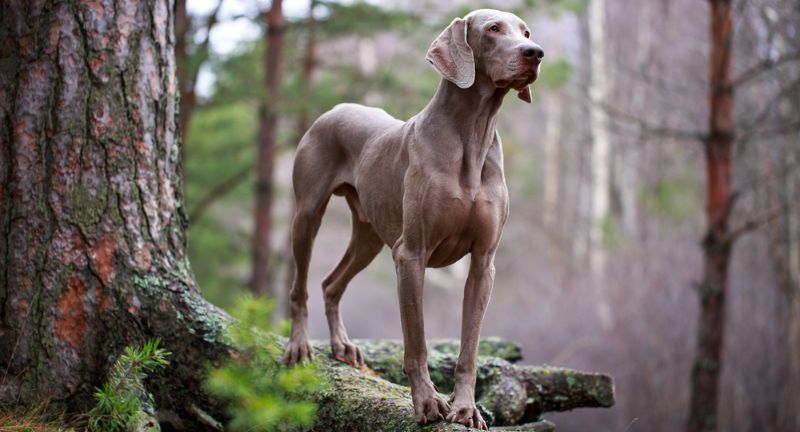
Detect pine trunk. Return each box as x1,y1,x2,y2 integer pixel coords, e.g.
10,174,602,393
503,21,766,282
175,0,219,164
252,0,286,297
687,1,734,431
175,0,192,150
0,0,229,423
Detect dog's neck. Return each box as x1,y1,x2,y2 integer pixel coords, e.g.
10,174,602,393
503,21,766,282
423,75,510,188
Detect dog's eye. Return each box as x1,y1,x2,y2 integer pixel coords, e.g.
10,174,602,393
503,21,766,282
524,30,530,38
489,25,500,32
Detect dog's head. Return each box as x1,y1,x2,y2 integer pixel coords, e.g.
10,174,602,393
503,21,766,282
426,9,544,103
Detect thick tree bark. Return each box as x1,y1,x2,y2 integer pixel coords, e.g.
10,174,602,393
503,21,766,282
175,0,191,149
252,0,286,297
0,0,230,424
687,1,734,431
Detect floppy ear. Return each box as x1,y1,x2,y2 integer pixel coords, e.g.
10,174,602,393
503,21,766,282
425,18,475,89
517,85,532,103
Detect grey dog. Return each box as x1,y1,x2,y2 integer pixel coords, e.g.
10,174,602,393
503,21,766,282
284,9,543,429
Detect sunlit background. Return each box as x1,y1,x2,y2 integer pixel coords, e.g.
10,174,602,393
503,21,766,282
179,0,800,431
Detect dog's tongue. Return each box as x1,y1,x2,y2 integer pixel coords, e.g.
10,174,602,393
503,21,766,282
517,86,532,104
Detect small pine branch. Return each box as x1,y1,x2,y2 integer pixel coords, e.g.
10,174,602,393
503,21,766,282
87,339,171,432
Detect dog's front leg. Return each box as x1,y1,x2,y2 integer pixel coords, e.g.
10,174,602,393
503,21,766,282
447,252,495,431
392,240,450,424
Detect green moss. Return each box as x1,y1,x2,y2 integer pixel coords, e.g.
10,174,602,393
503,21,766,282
428,338,523,362
70,185,108,231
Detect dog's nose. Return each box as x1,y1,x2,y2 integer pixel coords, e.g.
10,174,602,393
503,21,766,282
522,45,544,61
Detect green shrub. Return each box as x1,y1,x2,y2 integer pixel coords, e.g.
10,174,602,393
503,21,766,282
205,295,322,431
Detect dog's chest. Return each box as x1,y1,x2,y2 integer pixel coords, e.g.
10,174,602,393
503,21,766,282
423,175,508,266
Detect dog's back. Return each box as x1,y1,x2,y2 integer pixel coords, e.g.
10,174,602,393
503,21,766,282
292,102,404,217
297,103,402,168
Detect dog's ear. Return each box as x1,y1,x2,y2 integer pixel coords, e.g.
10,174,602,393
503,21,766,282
426,18,475,89
517,85,532,103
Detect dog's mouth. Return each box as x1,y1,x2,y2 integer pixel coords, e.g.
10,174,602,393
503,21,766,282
495,69,539,90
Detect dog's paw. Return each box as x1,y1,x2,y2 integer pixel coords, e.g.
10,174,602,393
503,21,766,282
412,390,450,425
331,338,364,367
284,338,313,366
446,402,488,431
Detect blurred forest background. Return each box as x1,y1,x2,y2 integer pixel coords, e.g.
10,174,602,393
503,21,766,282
177,0,799,431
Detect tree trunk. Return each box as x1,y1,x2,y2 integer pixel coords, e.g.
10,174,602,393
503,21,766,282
175,0,220,152
687,1,734,431
0,0,229,423
175,0,191,150
252,0,286,297
616,0,653,240
587,0,613,328
295,0,318,144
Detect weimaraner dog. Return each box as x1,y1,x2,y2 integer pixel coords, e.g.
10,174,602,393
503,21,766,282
285,9,543,429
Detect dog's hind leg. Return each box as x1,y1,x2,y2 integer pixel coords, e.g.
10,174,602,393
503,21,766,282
284,196,329,365
284,142,336,365
321,189,383,367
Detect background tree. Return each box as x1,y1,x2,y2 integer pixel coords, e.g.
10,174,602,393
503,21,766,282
586,0,613,328
251,0,286,297
176,0,223,148
687,1,736,430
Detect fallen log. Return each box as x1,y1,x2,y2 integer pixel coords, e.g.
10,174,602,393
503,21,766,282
306,338,614,429
311,352,556,432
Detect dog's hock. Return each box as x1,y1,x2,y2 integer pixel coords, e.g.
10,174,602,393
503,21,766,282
426,18,475,89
